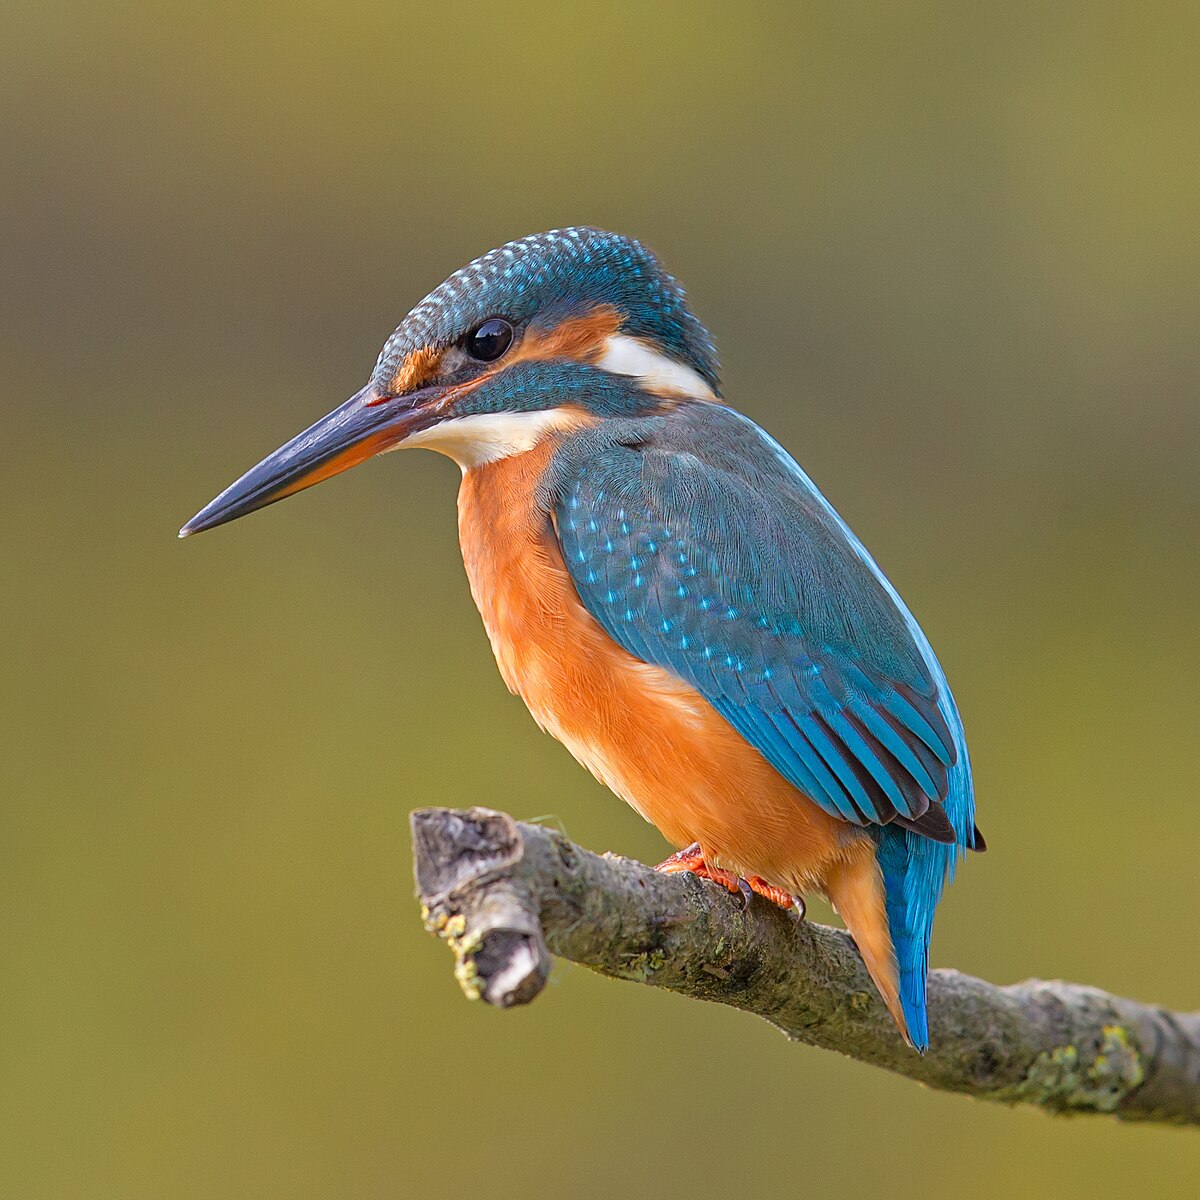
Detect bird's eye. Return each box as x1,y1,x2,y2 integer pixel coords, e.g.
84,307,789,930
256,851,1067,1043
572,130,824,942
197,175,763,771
465,318,514,362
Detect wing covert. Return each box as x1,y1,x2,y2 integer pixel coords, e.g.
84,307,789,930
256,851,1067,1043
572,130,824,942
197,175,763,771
550,412,959,841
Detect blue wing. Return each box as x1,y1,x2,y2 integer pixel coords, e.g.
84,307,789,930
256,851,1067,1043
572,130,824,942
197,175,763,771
550,404,967,843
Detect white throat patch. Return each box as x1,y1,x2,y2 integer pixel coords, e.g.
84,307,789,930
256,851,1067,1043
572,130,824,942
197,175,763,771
595,333,716,401
393,408,583,471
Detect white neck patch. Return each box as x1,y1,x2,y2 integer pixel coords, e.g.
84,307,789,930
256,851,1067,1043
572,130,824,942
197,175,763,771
595,333,716,401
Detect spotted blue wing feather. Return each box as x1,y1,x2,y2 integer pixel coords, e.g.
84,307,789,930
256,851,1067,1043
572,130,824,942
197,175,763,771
549,403,978,1050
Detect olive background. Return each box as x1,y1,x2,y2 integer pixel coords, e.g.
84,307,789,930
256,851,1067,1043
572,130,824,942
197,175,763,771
4,3,1199,1197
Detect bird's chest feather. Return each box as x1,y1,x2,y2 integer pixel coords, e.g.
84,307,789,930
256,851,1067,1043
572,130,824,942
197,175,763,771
455,442,675,748
454,442,853,889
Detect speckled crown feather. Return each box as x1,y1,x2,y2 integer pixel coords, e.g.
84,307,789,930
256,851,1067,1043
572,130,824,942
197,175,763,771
371,227,721,394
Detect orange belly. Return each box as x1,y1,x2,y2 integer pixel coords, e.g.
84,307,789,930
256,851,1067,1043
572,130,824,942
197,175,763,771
458,439,863,894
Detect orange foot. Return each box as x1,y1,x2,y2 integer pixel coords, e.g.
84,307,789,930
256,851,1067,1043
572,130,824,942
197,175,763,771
655,843,805,919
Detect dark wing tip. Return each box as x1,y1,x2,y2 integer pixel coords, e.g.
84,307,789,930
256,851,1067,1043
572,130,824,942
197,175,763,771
893,804,957,844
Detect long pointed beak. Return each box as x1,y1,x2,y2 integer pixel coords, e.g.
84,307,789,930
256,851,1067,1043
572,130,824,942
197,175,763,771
179,383,433,537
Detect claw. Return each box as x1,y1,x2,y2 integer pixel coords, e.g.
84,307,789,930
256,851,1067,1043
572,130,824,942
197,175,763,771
744,875,799,911
655,846,803,917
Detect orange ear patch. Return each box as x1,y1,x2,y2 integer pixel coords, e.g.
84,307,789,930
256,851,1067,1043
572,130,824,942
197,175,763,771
508,304,623,366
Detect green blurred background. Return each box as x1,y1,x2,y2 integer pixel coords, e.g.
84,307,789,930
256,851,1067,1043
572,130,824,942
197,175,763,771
4,2,1198,1196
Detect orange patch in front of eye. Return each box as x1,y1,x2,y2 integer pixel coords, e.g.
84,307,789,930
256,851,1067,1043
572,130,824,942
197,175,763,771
390,345,444,395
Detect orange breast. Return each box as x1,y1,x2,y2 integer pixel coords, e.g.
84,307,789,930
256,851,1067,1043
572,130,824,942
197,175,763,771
455,438,870,895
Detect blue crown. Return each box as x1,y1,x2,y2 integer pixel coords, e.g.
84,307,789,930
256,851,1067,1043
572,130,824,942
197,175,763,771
372,227,720,395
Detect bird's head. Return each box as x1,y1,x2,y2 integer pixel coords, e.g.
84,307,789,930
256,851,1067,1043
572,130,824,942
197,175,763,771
180,227,719,536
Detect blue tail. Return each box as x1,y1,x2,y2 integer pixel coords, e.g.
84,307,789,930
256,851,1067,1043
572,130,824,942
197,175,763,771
877,785,977,1052
876,828,938,1051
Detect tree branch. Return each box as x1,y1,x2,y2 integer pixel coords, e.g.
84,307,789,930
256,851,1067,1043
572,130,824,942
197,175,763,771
411,807,1200,1127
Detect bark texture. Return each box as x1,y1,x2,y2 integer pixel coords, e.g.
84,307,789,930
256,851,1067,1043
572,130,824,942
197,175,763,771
412,807,1200,1127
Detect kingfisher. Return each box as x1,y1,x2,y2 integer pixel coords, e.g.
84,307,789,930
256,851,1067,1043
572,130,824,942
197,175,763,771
182,227,983,1050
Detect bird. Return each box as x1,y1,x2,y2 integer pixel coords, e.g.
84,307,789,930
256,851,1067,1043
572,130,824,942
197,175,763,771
181,227,983,1051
